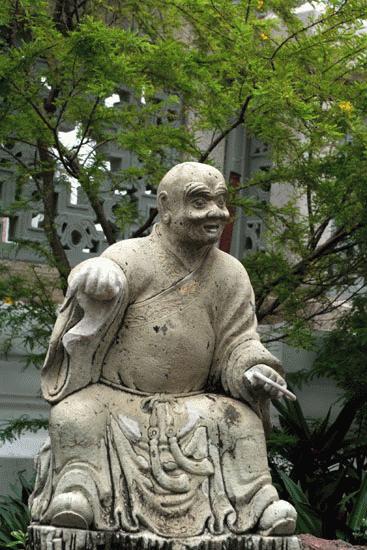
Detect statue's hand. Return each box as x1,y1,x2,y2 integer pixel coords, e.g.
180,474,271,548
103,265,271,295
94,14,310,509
244,364,287,400
67,258,124,302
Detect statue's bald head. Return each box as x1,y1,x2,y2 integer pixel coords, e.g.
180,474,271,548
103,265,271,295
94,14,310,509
157,162,226,217
157,162,225,209
156,162,229,247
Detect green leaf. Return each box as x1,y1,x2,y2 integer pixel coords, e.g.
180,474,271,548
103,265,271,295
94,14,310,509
319,396,364,457
349,474,367,531
278,470,322,536
272,393,312,441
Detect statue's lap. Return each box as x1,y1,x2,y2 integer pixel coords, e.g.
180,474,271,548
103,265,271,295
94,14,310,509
45,383,274,537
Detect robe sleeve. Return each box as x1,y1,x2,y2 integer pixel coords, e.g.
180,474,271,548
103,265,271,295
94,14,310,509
41,257,128,403
209,254,283,410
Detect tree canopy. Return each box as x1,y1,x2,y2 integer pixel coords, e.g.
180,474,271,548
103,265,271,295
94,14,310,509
0,0,367,345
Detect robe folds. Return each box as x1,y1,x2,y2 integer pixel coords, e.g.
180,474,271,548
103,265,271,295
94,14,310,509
30,227,283,537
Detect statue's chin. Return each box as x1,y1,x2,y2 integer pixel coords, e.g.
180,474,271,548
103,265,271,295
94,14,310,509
183,226,224,247
194,232,222,246
184,236,218,248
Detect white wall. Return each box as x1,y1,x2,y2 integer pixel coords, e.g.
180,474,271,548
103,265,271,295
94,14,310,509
268,337,341,421
0,349,48,496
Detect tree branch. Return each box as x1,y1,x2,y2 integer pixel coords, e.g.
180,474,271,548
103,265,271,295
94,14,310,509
54,71,85,129
56,142,117,244
72,97,100,161
322,45,367,75
80,138,114,166
262,281,367,344
312,217,332,248
257,223,363,319
0,145,34,174
36,141,71,293
198,95,252,162
306,185,315,246
131,208,158,238
245,0,252,23
270,0,350,62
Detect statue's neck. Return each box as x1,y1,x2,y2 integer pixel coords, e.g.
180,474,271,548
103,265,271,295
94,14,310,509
154,224,212,272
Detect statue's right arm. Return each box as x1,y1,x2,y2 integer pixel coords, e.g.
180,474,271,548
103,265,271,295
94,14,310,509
41,256,128,403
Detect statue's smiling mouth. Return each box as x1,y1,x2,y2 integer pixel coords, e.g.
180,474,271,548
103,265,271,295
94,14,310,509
203,223,220,234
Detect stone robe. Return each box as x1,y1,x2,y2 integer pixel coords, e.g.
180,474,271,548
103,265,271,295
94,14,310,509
30,227,283,537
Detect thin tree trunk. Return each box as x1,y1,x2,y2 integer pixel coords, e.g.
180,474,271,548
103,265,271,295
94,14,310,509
37,141,71,294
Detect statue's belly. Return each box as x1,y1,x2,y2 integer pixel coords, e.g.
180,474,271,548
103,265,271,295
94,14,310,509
102,299,215,393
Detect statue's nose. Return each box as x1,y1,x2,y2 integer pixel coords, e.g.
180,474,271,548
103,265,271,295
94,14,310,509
206,204,229,220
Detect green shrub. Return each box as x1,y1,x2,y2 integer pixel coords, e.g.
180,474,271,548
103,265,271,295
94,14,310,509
0,473,33,550
269,392,367,542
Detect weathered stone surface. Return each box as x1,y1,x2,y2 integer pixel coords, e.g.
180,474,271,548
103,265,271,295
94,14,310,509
298,534,367,550
28,525,301,550
29,163,297,543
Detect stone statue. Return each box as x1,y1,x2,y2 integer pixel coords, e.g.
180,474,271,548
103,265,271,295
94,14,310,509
29,162,298,548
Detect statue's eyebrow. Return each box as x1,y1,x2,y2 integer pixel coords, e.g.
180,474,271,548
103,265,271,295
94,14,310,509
214,186,228,197
184,182,211,198
184,182,228,199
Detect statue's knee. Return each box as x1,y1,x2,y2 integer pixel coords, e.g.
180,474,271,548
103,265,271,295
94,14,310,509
49,390,107,446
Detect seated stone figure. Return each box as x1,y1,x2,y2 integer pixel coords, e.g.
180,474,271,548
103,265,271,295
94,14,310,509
30,162,297,539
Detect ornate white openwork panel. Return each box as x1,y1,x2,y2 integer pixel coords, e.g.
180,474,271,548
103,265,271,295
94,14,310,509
224,130,271,257
0,91,180,266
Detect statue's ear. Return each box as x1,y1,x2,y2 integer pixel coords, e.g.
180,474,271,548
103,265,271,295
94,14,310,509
158,191,171,224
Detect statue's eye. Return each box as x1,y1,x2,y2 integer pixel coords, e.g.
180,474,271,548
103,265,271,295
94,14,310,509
193,198,207,208
217,197,226,208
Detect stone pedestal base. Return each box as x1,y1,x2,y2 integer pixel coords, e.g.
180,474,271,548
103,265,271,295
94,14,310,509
28,525,301,550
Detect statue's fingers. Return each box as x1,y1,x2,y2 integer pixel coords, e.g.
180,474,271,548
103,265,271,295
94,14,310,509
266,369,286,387
277,375,288,389
269,386,283,399
271,372,285,385
268,370,280,382
84,271,100,296
93,278,109,300
106,272,121,296
270,390,284,400
257,364,277,380
250,372,263,387
105,272,121,297
271,378,288,395
90,271,120,300
109,271,123,293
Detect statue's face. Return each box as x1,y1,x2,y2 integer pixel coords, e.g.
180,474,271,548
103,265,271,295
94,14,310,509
169,173,230,246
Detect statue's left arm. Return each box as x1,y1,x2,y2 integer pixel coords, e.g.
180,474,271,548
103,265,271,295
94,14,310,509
41,256,128,403
210,254,285,410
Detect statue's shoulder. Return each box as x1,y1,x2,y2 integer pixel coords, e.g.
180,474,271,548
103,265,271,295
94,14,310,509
210,248,252,300
211,248,250,282
101,236,151,271
101,236,154,299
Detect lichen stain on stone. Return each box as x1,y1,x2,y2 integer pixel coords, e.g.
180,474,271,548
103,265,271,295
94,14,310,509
223,404,240,426
178,281,199,295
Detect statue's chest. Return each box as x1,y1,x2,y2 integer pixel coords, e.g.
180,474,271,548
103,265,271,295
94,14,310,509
103,279,216,393
125,275,209,325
